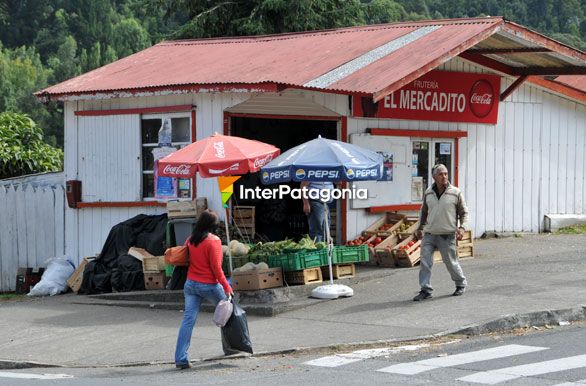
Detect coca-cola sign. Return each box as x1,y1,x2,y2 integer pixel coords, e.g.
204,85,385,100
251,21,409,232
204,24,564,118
354,70,500,124
162,164,193,176
469,80,495,118
252,154,273,169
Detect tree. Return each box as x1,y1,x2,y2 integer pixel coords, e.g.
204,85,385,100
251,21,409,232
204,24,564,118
111,18,151,58
0,112,63,179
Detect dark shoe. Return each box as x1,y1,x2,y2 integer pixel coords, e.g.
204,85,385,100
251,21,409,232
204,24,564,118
453,286,465,296
413,290,432,301
176,362,191,370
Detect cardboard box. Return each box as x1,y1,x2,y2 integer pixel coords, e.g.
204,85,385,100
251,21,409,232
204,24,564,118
128,247,154,262
15,267,45,294
66,257,93,293
144,272,168,290
231,267,283,291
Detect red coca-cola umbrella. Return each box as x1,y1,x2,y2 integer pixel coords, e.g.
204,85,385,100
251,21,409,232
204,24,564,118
157,133,280,178
157,133,280,274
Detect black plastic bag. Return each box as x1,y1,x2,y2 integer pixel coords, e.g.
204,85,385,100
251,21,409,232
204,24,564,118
221,299,253,355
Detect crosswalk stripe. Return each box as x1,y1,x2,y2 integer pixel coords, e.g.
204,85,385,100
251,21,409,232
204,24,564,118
0,371,74,380
377,344,547,375
304,344,430,368
458,354,586,384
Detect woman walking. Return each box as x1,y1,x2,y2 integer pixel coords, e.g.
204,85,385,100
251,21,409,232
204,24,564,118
175,210,233,369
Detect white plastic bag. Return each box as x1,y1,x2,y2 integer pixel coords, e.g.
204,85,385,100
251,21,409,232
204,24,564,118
28,257,76,297
213,298,233,327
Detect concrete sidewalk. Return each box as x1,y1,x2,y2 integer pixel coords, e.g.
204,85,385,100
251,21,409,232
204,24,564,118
0,233,585,368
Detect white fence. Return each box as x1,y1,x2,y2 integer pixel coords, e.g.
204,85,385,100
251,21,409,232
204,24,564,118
0,173,65,292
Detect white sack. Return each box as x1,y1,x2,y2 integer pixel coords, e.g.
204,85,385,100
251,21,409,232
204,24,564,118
28,257,76,297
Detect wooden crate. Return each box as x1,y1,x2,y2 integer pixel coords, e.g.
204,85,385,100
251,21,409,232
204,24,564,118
233,206,255,225
233,205,255,238
362,213,406,237
459,230,473,243
167,200,197,219
321,264,355,279
458,242,474,258
393,235,421,267
373,233,400,267
285,267,323,285
397,219,420,240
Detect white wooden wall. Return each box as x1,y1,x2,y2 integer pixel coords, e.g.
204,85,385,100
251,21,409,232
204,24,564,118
346,57,586,239
0,173,65,292
63,68,586,257
64,90,346,259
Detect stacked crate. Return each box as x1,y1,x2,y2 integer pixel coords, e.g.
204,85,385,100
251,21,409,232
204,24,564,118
233,205,255,239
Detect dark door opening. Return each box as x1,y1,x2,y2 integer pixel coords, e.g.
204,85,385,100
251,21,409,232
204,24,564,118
230,117,337,242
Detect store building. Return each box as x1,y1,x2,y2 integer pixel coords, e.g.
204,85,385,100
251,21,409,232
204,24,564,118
36,17,586,261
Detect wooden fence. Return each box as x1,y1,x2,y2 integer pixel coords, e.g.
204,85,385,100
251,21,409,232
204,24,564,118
0,173,65,292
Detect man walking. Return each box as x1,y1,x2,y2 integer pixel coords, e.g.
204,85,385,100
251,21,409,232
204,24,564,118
413,164,469,301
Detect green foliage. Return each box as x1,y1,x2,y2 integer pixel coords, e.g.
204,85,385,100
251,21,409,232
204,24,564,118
0,112,63,179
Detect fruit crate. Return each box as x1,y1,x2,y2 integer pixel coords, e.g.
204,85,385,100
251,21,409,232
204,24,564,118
267,249,328,272
332,245,369,264
362,213,406,237
397,218,420,240
392,235,421,267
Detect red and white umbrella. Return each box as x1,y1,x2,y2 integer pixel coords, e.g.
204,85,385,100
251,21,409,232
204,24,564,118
157,133,280,274
157,133,280,178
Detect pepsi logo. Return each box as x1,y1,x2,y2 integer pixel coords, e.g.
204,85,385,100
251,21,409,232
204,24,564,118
346,168,355,179
295,169,306,179
262,171,269,182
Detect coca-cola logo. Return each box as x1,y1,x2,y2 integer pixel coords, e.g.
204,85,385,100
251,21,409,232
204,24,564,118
469,80,495,118
163,164,192,176
213,141,225,159
253,154,273,169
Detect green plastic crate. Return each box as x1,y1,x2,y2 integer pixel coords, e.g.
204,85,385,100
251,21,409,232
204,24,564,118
332,245,369,264
222,256,250,273
267,249,327,272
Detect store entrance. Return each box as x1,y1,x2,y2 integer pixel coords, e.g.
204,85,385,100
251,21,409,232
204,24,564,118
230,116,338,242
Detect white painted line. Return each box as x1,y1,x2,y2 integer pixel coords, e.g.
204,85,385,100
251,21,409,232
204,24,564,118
304,343,430,368
458,354,586,385
552,380,586,386
0,371,74,380
377,344,547,375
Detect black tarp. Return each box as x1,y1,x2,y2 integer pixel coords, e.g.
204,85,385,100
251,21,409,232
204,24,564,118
79,214,168,294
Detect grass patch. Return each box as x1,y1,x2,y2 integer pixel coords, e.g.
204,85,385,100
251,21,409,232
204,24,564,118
557,223,586,234
0,293,27,302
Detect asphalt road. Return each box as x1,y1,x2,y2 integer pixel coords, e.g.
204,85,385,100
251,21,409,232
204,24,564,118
2,322,586,386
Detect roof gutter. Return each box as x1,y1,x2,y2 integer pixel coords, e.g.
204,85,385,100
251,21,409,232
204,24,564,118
34,82,283,102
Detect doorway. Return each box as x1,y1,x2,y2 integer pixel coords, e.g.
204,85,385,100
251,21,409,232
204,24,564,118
229,116,338,242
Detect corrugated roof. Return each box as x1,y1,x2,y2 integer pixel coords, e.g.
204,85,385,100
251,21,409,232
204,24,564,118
553,75,586,92
36,17,586,102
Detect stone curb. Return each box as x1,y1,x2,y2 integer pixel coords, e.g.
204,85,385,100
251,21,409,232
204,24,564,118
2,305,584,370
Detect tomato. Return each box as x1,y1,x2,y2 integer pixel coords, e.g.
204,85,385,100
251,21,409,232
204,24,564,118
374,237,382,244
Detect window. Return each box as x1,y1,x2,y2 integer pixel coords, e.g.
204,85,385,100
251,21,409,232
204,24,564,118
141,114,192,199
411,139,454,201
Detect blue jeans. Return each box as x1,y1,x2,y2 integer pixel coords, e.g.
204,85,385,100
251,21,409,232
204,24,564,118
307,200,330,242
175,279,227,365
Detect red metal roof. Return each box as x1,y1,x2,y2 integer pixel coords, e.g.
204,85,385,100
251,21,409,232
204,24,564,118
553,75,586,93
36,17,586,102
